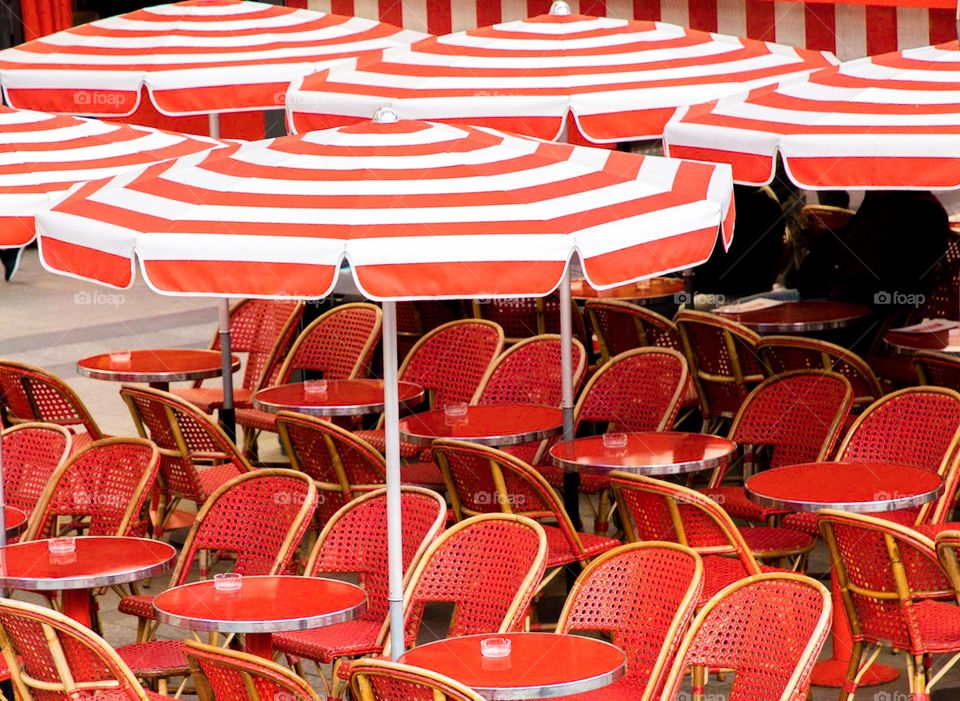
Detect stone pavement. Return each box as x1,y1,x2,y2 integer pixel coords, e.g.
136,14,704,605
3,247,957,701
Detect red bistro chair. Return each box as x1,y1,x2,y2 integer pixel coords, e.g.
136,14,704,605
350,659,485,701
471,294,588,348
1,422,71,517
658,573,831,701
556,543,703,701
0,360,104,451
914,350,960,392
185,640,322,701
272,487,447,699
173,299,304,413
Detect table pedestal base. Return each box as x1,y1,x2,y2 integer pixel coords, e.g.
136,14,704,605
60,589,93,629
244,632,272,659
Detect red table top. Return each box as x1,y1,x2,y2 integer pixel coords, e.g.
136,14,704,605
77,349,239,383
253,380,425,417
716,301,869,333
4,507,27,536
398,633,625,699
550,432,736,475
399,404,563,447
746,462,943,514
884,329,958,353
153,575,367,634
570,276,683,301
0,537,175,590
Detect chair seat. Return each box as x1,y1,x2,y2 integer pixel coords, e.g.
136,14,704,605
399,461,444,487
117,640,189,677
172,387,254,413
236,408,278,433
906,600,960,653
702,486,768,523
118,594,156,620
784,508,919,536
701,555,784,604
272,619,385,663
197,462,246,501
352,430,423,459
739,526,815,559
543,526,619,568
70,431,97,454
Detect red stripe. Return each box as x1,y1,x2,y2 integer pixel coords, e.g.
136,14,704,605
745,0,776,42
687,0,717,32
928,8,955,44
426,0,452,35
580,0,608,16
632,0,660,20
476,1,501,27
527,0,553,16
378,0,403,29
329,0,355,15
804,4,836,55
865,6,899,56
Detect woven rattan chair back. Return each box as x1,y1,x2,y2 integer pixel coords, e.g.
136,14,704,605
708,370,853,487
820,511,953,663
756,335,882,410
835,387,960,523
574,347,688,433
0,360,102,446
398,319,504,412
472,334,587,406
0,597,152,701
24,437,159,541
389,513,547,656
585,300,681,363
914,350,960,391
168,469,317,586
350,659,485,701
659,573,831,701
558,543,703,701
1,423,71,516
276,411,386,525
121,385,252,505
186,640,321,701
675,310,763,429
912,236,960,322
278,303,382,383
470,294,588,347
306,487,446,638
610,472,761,576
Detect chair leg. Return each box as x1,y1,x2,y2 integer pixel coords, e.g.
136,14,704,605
910,653,929,701
594,489,611,535
840,642,864,701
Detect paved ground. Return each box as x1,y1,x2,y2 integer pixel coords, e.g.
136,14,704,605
3,247,957,700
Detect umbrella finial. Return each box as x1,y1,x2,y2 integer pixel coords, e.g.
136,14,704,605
549,1,572,16
373,107,400,124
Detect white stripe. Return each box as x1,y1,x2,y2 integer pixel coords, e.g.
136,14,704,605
0,133,197,164
834,4,866,63
451,1,475,33
488,17,629,34
659,0,689,28
714,98,960,127
773,1,805,52
781,133,960,159
401,0,429,34
354,0,382,22
500,0,528,24
716,0,746,39
142,2,284,17
606,0,633,20
897,7,929,53
0,191,60,216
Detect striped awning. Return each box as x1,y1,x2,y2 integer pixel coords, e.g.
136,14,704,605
0,106,227,249
0,0,425,117
286,5,836,143
663,42,960,190
36,115,734,300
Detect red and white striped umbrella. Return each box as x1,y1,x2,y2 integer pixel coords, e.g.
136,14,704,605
286,1,835,143
0,106,227,249
0,0,425,118
663,41,960,190
35,115,734,299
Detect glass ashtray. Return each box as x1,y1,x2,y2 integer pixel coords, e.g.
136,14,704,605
213,572,243,592
109,350,132,365
443,401,469,418
48,537,76,554
480,637,512,658
601,432,629,450
303,379,328,396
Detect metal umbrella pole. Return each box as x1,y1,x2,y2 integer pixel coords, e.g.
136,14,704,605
559,267,581,532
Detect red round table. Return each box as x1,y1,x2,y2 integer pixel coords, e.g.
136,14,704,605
885,328,960,355
549,431,735,476
3,506,28,537
0,536,175,628
153,575,366,658
746,462,942,688
570,276,683,304
253,380,425,417
77,349,240,392
398,632,626,699
716,300,870,334
399,405,563,448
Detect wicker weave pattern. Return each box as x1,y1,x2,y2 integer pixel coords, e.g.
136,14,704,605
1,423,70,515
660,573,831,701
913,236,960,321
278,303,382,383
756,336,882,410
0,361,102,442
557,543,703,701
0,598,151,701
350,659,485,701
585,300,681,362
914,351,960,392
471,294,587,346
473,335,586,407
675,310,763,422
276,412,386,526
25,438,159,541
186,640,320,701
398,514,547,651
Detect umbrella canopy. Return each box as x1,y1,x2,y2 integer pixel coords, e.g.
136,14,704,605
285,0,835,143
0,0,425,118
0,106,227,249
663,41,960,190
